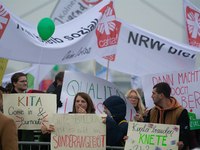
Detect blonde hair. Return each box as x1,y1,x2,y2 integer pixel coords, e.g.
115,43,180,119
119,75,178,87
125,89,145,116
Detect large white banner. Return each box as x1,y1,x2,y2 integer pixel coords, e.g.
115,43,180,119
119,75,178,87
1,64,54,90
58,71,136,121
96,18,200,76
0,0,117,64
51,0,103,25
142,67,200,119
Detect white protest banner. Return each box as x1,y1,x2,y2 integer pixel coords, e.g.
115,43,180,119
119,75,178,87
142,67,200,119
51,0,102,25
96,18,199,76
58,71,136,121
51,114,106,150
125,122,179,150
3,93,56,130
0,0,117,64
1,64,54,90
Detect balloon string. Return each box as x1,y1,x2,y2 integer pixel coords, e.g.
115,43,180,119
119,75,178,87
37,41,45,89
38,41,45,64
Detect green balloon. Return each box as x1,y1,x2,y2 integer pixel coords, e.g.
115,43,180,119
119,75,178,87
37,18,55,40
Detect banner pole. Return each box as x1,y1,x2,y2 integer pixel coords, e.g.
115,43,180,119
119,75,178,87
106,56,110,81
93,59,96,76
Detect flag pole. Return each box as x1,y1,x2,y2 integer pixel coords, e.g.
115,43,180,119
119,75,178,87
106,56,110,81
93,59,96,76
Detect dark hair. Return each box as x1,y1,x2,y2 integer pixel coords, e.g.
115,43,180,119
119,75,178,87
55,71,64,86
11,72,26,87
5,83,13,92
0,86,7,93
153,82,171,98
72,92,95,113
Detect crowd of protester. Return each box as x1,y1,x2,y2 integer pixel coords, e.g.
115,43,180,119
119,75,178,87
0,71,199,150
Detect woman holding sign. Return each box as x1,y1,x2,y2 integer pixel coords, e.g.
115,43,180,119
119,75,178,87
71,92,95,114
125,89,148,122
41,92,95,133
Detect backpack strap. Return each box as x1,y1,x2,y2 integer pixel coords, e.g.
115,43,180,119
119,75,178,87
118,120,128,147
118,120,128,125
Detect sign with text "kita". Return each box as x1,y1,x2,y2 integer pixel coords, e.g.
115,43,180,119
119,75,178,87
51,114,106,150
125,122,179,150
3,93,56,130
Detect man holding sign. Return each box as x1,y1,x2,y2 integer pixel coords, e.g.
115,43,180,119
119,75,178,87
145,82,190,150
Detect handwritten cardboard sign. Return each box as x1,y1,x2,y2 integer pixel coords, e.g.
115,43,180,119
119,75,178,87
142,67,200,119
51,114,106,150
58,71,136,122
125,122,179,150
3,93,56,130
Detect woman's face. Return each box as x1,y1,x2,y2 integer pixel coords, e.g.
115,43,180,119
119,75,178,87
103,105,108,115
127,92,139,108
75,95,88,112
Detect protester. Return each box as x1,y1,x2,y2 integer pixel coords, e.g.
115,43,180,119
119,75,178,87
71,92,95,113
0,86,7,94
125,89,148,122
40,92,95,149
46,71,64,93
10,72,28,93
0,90,18,150
102,95,128,147
10,72,36,149
144,82,190,150
52,85,63,112
5,83,13,93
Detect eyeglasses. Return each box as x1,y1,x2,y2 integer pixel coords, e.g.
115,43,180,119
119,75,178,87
128,97,139,100
18,80,28,83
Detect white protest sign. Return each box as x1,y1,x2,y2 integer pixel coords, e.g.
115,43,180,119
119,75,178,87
58,71,136,121
3,93,56,130
125,122,179,150
51,114,106,150
142,67,200,119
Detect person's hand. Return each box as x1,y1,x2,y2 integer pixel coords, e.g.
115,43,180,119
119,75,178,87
123,136,129,141
48,124,55,133
41,124,55,134
177,141,184,150
134,113,144,122
102,117,106,124
144,107,149,116
41,125,48,134
77,107,86,114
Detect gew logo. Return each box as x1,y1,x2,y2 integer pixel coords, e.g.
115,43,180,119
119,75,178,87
95,1,121,49
0,4,10,39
